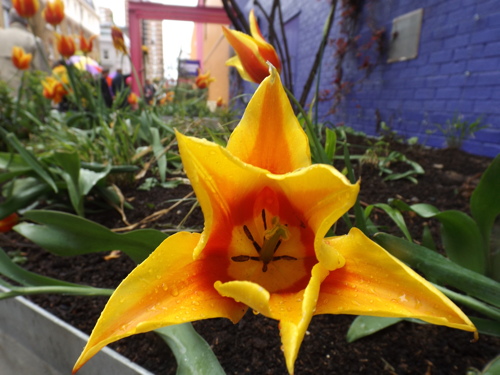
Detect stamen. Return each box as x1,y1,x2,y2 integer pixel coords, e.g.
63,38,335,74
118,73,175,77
273,255,297,261
261,209,267,230
232,255,250,262
243,225,261,252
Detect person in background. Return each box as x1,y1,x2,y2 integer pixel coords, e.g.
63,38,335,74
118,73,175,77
111,68,125,98
0,8,50,92
99,68,113,108
144,79,156,105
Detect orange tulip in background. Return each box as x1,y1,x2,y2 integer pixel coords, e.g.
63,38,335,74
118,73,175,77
222,9,281,83
55,33,76,58
79,33,97,54
127,92,138,106
195,69,215,89
12,0,40,18
216,96,224,107
0,213,19,233
111,25,127,55
42,0,64,26
42,76,67,103
11,46,32,70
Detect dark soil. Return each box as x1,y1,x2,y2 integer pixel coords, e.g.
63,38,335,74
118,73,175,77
2,135,499,375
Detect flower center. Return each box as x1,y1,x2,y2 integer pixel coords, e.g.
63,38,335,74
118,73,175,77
231,209,297,272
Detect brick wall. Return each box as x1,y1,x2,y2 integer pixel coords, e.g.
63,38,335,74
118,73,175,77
233,0,500,157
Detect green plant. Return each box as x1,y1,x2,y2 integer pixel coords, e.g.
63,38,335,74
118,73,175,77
347,154,500,341
0,130,137,218
434,114,488,149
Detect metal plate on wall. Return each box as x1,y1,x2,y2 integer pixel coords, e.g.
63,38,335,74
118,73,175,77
388,8,424,63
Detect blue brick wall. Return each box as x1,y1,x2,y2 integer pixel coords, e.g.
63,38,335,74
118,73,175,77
233,0,500,158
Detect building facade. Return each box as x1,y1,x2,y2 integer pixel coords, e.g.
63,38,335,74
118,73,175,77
1,0,101,64
233,0,500,158
141,19,164,80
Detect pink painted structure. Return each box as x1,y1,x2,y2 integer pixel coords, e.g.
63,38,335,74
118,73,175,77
128,0,230,93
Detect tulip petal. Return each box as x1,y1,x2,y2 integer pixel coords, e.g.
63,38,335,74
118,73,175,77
215,263,330,374
222,26,271,83
317,228,477,334
176,131,268,259
274,164,359,268
248,10,282,72
227,68,311,174
73,232,246,373
225,55,254,82
215,280,272,316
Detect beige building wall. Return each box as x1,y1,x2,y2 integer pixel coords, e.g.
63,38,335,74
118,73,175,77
1,0,101,66
191,0,230,104
142,19,164,80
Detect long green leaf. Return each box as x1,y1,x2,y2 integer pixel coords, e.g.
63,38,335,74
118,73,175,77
395,201,487,274
470,317,500,338
346,316,403,343
436,210,486,274
480,353,500,374
0,248,112,300
374,233,500,308
471,155,500,271
15,210,168,263
53,151,83,216
0,130,58,192
151,127,167,183
373,203,412,240
324,128,337,162
0,178,52,219
155,324,225,375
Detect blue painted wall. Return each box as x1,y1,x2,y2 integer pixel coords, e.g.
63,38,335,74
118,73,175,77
233,0,500,157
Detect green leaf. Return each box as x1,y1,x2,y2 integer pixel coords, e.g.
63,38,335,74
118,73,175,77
346,316,403,343
471,155,500,269
480,353,500,374
151,127,167,183
0,130,58,192
324,128,337,161
52,151,83,216
15,210,168,263
421,223,437,251
0,247,112,300
373,203,412,241
0,178,52,219
155,324,225,375
374,233,500,308
470,317,500,338
436,210,486,274
405,202,487,274
79,166,110,196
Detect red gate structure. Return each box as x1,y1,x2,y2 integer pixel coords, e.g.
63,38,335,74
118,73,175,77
128,0,230,92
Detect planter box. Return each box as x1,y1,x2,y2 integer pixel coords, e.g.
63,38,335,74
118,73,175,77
0,289,153,375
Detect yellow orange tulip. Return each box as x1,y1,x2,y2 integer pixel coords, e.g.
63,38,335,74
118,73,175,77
195,69,215,89
42,76,67,104
127,92,138,106
111,25,127,55
79,33,97,54
55,33,76,58
11,46,32,70
12,0,39,18
73,67,476,375
42,0,64,26
223,9,281,83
